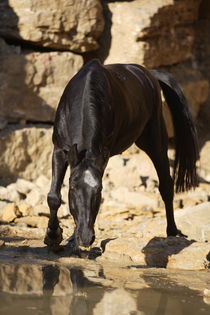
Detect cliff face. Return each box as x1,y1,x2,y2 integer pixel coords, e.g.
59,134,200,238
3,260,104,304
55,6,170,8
0,0,209,180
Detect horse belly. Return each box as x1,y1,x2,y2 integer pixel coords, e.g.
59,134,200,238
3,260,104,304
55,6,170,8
110,109,150,156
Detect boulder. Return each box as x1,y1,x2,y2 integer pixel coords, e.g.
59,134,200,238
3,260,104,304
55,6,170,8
0,39,83,122
2,203,22,222
0,0,104,52
0,125,52,181
98,235,210,270
105,0,201,67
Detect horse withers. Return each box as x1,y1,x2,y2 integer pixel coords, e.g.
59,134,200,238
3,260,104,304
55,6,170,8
44,59,199,250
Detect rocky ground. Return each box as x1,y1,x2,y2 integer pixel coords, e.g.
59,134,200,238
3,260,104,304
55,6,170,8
0,144,210,271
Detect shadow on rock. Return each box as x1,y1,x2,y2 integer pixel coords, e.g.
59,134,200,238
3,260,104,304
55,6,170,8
142,236,195,268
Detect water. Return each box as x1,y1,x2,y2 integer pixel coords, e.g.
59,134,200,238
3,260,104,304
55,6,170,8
0,263,209,315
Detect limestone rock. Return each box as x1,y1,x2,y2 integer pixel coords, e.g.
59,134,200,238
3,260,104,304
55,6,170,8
24,189,46,207
15,179,36,195
0,0,104,52
0,39,83,122
98,237,146,266
2,203,22,222
18,203,33,217
98,235,210,270
200,141,210,181
15,216,48,229
105,0,201,67
167,241,210,270
110,187,157,210
175,202,210,242
0,125,52,181
0,185,21,203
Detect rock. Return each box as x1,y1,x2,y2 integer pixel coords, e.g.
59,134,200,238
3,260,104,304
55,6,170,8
0,0,104,52
24,189,46,207
93,288,138,315
0,39,83,122
0,201,9,218
0,185,21,203
199,141,210,181
16,179,36,195
31,204,49,217
98,237,146,266
0,186,8,201
18,203,33,217
204,289,210,297
0,125,52,181
110,187,157,210
98,235,210,270
105,0,201,67
103,152,157,190
175,202,210,242
142,236,210,270
167,241,210,270
97,202,210,270
2,203,22,222
15,216,48,229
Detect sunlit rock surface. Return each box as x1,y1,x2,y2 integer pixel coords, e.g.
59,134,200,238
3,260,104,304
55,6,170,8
0,0,104,52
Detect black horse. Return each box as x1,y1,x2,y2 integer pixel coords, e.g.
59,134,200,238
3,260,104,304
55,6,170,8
44,59,198,250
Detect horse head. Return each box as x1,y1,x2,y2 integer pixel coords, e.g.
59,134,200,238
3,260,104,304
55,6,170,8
69,146,108,248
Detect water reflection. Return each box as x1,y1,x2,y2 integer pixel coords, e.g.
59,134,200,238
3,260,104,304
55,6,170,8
0,263,209,315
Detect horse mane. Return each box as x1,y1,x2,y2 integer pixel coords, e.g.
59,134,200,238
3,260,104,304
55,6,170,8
81,60,111,154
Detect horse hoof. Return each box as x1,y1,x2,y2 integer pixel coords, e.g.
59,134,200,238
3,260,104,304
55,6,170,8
167,228,187,238
176,229,187,238
44,226,63,250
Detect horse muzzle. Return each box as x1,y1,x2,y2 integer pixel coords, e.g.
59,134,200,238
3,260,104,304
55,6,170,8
75,226,95,248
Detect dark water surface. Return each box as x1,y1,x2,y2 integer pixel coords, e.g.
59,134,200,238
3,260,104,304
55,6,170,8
0,263,209,315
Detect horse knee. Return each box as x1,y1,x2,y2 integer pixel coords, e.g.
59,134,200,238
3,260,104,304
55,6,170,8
47,192,61,210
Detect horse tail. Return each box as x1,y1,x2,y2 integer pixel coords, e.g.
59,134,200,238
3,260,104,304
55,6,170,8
150,69,199,193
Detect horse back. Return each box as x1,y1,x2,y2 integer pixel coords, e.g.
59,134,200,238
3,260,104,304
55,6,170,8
52,59,161,156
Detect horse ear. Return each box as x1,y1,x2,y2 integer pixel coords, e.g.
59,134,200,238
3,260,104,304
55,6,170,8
69,144,79,167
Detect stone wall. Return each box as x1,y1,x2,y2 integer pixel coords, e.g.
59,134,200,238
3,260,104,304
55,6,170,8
0,0,210,181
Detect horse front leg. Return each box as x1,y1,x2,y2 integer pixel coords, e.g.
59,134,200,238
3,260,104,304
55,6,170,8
44,147,68,250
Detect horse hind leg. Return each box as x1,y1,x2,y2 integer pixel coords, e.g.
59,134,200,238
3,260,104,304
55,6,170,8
44,147,68,250
135,118,183,237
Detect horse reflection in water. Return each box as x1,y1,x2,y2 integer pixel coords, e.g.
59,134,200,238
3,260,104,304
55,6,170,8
44,59,198,250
